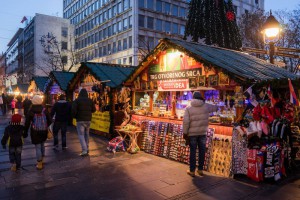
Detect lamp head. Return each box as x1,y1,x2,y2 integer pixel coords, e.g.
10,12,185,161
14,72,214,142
262,11,281,42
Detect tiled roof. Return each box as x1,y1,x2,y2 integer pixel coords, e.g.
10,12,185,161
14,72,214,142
51,71,75,91
83,62,136,88
32,76,48,92
164,38,299,81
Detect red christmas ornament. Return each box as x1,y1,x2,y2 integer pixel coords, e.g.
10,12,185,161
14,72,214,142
226,11,235,21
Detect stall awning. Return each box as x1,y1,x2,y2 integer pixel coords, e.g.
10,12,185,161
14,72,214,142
50,71,75,91
128,38,299,83
82,62,136,88
31,76,48,92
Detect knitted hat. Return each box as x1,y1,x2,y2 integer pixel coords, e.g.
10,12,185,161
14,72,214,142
32,95,43,105
193,91,203,100
11,114,22,124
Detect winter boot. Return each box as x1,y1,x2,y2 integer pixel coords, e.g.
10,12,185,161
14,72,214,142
36,161,43,170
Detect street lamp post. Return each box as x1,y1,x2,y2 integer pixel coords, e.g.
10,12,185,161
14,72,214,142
262,11,281,64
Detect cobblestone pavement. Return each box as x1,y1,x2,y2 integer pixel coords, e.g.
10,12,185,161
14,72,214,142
0,110,300,200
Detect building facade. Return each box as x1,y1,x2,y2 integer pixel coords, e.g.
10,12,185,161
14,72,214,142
64,0,264,66
21,13,75,83
0,54,6,93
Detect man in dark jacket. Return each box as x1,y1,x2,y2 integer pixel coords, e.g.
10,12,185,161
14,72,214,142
51,94,71,150
72,89,96,156
25,95,51,170
23,96,32,118
1,114,27,171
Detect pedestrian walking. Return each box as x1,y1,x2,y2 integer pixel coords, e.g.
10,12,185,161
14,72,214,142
23,96,32,118
0,94,3,115
51,94,71,150
1,114,27,172
16,94,23,109
25,95,51,170
11,98,16,114
183,91,218,177
72,89,96,156
1,92,7,115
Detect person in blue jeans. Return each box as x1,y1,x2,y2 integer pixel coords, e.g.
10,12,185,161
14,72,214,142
183,91,218,177
72,89,96,156
51,94,71,150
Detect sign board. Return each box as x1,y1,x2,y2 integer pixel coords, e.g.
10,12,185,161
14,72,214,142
150,69,202,80
50,84,61,94
73,111,110,133
158,79,189,91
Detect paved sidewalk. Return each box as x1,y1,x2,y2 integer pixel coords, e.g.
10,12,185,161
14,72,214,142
0,112,300,200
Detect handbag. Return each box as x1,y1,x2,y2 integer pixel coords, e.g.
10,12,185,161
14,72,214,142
47,123,54,140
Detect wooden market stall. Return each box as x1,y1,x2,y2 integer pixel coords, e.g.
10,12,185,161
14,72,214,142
28,76,49,97
123,38,299,178
68,62,135,138
44,71,75,105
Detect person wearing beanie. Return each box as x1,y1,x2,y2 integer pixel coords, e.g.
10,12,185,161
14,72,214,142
183,91,218,177
25,95,51,170
72,88,96,156
51,94,71,150
1,114,27,171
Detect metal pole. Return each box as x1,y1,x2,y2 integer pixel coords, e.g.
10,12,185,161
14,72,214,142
269,42,275,64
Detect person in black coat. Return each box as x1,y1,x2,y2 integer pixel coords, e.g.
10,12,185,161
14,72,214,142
51,94,71,150
25,95,51,170
1,114,27,171
23,96,32,118
72,88,96,156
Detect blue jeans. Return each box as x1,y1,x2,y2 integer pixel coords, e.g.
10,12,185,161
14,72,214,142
9,146,22,168
189,135,206,172
35,143,45,162
53,121,67,147
76,121,91,153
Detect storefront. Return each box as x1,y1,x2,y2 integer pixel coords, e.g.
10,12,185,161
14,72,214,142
44,71,75,105
68,62,135,137
123,38,299,180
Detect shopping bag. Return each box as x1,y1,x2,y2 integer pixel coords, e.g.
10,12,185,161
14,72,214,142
47,123,54,140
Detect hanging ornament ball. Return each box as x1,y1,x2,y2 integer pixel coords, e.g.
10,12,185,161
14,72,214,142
226,11,235,21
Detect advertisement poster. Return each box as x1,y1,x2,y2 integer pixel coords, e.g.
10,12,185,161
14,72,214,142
73,111,110,133
157,79,189,91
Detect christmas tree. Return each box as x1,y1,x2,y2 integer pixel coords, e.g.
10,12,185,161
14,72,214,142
184,0,242,50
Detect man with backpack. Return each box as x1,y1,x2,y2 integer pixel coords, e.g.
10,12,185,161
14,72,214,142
25,95,51,170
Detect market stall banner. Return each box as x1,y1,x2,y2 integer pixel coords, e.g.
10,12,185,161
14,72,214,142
149,69,202,80
73,111,110,133
157,79,189,91
50,84,62,94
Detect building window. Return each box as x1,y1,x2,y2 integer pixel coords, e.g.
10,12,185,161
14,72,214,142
179,7,186,17
99,47,102,56
138,0,145,8
123,18,128,30
113,42,117,53
62,27,68,37
148,37,154,49
123,0,129,10
118,21,122,32
172,5,178,16
118,2,122,13
156,0,162,12
180,25,185,35
118,40,122,51
103,46,107,55
156,19,162,31
129,15,132,28
123,58,127,64
139,15,145,27
165,21,171,32
123,38,127,50
172,23,178,34
147,0,154,10
62,56,68,64
113,23,117,34
61,41,68,50
118,58,122,64
165,2,171,14
147,17,154,29
129,36,132,48
129,56,132,64
138,35,145,47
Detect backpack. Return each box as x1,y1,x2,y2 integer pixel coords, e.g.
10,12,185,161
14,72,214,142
32,109,48,131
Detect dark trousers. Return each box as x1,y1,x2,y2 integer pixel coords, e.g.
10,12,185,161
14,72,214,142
189,135,206,172
11,108,15,114
53,121,68,147
2,104,6,115
9,146,22,168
